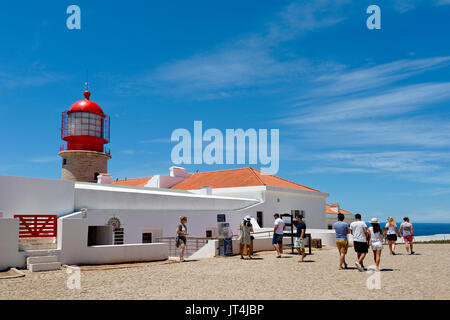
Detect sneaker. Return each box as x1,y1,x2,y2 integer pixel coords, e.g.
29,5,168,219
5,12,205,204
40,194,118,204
355,262,364,272
411,251,415,255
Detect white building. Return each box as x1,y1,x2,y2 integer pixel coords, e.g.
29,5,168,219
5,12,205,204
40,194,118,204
326,203,356,229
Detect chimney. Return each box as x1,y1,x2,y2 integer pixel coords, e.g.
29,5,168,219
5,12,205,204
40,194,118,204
97,173,112,184
170,166,187,178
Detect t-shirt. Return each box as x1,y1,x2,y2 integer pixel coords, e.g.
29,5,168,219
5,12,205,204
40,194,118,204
350,220,367,242
334,221,349,240
401,222,412,235
369,226,383,243
295,221,306,238
385,223,397,235
274,218,285,235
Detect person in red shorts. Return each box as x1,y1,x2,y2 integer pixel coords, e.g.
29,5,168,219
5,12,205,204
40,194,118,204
399,217,415,255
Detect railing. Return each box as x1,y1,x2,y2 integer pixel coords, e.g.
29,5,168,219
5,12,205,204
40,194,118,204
59,144,111,155
156,237,213,257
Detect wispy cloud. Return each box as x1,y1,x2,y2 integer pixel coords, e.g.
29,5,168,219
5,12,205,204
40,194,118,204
0,70,67,90
119,0,350,99
311,57,450,97
30,156,59,164
289,82,450,124
120,149,135,155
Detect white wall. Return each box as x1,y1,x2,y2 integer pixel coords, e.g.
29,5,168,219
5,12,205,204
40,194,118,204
57,218,168,265
69,209,246,243
0,219,24,271
74,183,259,212
0,175,75,218
212,186,328,229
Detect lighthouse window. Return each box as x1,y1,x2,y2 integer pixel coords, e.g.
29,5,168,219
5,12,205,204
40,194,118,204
67,112,104,138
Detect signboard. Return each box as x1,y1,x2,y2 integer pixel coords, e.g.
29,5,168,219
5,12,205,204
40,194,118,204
217,214,226,222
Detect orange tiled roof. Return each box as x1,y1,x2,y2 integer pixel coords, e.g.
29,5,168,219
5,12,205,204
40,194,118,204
326,204,353,215
170,167,322,193
111,177,152,187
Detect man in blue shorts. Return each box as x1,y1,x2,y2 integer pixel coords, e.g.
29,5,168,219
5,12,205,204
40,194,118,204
273,213,285,258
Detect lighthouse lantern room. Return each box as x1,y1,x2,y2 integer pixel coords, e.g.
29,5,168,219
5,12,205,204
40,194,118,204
58,89,112,183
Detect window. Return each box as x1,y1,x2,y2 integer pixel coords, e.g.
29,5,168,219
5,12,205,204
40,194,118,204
63,159,67,166
113,228,124,245
142,233,152,243
257,211,263,228
291,210,305,219
67,112,105,138
206,230,212,238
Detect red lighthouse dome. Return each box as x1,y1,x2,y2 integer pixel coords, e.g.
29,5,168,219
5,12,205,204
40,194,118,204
68,90,105,116
61,90,110,153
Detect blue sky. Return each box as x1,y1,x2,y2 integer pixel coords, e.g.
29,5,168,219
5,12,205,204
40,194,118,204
1,0,450,222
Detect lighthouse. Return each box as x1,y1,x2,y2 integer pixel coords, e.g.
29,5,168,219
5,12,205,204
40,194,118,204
58,89,111,182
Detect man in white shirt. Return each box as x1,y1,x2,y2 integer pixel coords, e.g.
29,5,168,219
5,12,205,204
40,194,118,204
272,213,285,258
350,214,368,272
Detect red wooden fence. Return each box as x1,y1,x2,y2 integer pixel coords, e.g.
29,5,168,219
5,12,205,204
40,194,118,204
13,215,58,238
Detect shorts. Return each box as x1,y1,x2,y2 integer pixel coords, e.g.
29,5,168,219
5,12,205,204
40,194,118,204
272,234,283,245
387,234,397,241
176,236,186,248
371,241,383,251
294,237,305,249
336,239,348,254
354,241,369,254
403,235,413,243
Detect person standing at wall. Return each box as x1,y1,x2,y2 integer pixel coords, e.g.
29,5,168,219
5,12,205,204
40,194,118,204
334,213,350,270
399,217,415,255
238,216,254,259
176,216,189,262
350,214,369,272
272,213,285,258
383,217,400,255
368,218,384,271
294,214,307,263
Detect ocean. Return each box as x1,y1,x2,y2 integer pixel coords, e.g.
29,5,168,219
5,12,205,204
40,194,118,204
365,222,450,236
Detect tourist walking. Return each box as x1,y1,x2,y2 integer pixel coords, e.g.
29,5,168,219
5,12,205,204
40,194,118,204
383,217,400,255
399,217,415,255
368,218,384,271
272,213,285,258
334,213,350,270
238,216,254,259
294,214,307,263
350,214,369,272
176,216,189,262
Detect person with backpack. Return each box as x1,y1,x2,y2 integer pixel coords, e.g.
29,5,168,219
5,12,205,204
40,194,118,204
238,216,254,259
176,216,189,262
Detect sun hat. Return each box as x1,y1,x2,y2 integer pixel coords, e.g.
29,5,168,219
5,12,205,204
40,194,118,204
370,218,379,223
244,215,252,221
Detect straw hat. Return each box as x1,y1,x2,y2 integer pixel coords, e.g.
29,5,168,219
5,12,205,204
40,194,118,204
370,218,379,223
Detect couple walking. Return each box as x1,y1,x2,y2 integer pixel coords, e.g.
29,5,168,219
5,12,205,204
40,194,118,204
334,213,384,271
272,213,306,262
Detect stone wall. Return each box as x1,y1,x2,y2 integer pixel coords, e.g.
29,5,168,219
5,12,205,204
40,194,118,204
59,150,111,182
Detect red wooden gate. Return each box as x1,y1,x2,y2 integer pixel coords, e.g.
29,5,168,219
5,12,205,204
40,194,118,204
13,215,58,238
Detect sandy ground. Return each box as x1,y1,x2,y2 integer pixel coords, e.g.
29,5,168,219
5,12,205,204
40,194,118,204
0,243,449,300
